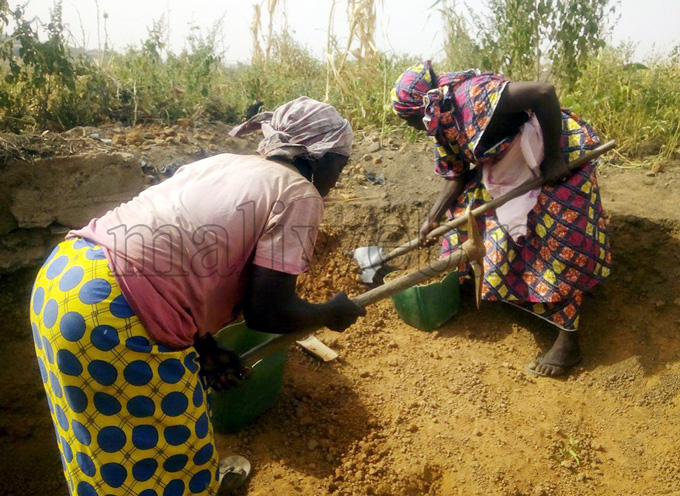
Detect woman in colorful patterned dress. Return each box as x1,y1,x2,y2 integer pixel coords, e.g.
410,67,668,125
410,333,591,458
29,97,365,495
392,61,611,377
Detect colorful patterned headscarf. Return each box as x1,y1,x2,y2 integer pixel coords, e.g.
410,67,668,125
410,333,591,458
229,96,353,162
391,61,482,121
390,61,437,117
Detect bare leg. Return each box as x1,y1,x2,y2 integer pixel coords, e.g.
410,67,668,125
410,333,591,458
527,330,581,377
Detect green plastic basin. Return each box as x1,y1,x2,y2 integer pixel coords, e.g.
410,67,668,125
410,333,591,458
389,270,460,332
211,321,288,434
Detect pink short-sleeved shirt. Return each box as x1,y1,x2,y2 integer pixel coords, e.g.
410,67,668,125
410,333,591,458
69,153,324,349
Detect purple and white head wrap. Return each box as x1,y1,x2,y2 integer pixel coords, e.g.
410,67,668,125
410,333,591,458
229,96,353,162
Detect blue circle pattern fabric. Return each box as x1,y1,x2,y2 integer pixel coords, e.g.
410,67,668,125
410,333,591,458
29,238,219,495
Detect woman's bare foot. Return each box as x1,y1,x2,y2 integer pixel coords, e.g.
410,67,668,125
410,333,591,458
527,330,581,377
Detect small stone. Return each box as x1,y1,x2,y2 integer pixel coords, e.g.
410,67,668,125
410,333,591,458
655,300,666,309
407,424,418,433
532,486,547,496
472,428,482,437
362,154,373,162
673,297,680,307
367,142,381,153
300,416,314,426
373,157,382,165
127,131,143,145
591,440,604,451
112,135,127,146
307,440,319,450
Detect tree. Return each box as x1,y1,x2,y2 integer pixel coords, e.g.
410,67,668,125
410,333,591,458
438,0,617,88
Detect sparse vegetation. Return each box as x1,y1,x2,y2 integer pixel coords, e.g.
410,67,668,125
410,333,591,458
1,0,679,164
554,434,583,469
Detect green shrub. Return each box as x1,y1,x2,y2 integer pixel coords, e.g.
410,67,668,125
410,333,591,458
1,0,679,164
562,45,680,157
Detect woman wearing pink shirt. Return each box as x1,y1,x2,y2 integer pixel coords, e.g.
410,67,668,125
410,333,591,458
29,97,364,496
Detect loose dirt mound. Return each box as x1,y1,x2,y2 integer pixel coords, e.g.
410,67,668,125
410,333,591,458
2,127,680,495
296,229,365,302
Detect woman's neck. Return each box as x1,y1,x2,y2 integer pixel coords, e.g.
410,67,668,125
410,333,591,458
267,156,313,181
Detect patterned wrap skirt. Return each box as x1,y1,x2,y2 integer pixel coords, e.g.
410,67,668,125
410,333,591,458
29,238,220,496
441,110,612,331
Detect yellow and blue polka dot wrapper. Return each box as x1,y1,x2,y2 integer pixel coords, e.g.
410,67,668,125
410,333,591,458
30,237,220,496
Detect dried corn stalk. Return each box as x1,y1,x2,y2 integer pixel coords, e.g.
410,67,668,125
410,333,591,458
251,3,264,64
326,0,382,101
264,0,279,66
338,0,379,73
250,0,280,65
324,0,338,101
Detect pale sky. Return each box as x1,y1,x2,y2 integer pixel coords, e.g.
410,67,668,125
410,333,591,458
12,0,679,63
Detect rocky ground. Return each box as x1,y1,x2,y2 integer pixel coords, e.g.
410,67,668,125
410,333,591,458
1,122,680,495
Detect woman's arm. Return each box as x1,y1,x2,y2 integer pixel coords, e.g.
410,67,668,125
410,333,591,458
420,177,465,245
492,81,569,181
196,266,364,391
243,266,366,334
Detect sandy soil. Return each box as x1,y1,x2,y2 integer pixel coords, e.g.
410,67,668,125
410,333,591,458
2,125,680,496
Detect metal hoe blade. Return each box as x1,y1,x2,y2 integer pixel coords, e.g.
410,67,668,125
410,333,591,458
351,245,385,283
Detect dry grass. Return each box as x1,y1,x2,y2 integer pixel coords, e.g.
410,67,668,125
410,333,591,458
2,0,680,168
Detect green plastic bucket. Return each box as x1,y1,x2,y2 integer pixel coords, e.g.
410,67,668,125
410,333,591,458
389,271,460,332
210,321,288,434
